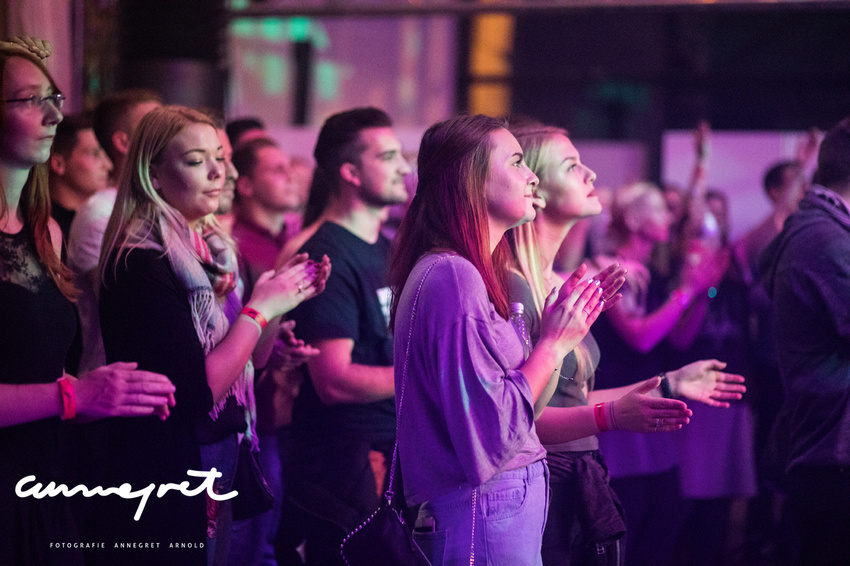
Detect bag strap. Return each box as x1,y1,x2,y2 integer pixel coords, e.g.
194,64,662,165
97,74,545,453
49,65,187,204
385,254,449,503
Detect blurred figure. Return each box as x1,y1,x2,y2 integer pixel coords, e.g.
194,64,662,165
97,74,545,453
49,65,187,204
760,115,850,565
232,138,300,298
592,181,726,566
733,160,809,563
227,116,267,148
66,89,162,374
48,113,112,240
228,136,308,566
672,189,757,566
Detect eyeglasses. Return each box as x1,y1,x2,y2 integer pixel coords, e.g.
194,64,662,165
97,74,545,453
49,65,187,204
4,93,65,112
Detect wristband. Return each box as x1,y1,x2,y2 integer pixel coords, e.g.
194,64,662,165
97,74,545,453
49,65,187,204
240,307,268,331
606,401,617,431
594,403,609,432
671,289,693,309
57,377,76,420
659,372,674,398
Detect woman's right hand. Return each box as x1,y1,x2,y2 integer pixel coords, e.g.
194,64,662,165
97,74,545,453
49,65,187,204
538,276,603,360
247,253,331,320
610,376,692,433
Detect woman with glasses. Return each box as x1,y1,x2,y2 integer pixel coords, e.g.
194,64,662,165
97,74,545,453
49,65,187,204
0,41,176,565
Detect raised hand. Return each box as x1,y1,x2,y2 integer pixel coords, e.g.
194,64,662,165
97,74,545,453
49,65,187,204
668,359,746,408
73,362,176,421
268,319,320,372
1,36,51,59
248,253,331,320
611,376,692,433
538,277,603,360
562,262,626,311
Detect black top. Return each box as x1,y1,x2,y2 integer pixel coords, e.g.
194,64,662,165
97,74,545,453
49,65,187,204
286,221,395,529
0,227,81,565
289,221,395,441
87,247,216,565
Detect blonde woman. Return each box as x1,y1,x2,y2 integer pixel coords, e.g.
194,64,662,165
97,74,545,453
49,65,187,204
90,106,329,565
507,124,745,566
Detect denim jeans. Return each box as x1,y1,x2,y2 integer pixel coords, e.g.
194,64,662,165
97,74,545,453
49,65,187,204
199,434,239,566
414,460,549,566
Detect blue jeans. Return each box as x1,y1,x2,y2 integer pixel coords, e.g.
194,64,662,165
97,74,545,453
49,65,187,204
199,434,239,566
414,460,549,566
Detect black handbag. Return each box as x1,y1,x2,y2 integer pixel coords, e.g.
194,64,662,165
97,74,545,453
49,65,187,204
340,259,450,566
231,436,274,521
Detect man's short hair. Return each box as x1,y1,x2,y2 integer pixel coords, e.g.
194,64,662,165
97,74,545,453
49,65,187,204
304,107,393,225
232,137,279,180
92,89,162,161
816,116,850,189
763,160,800,196
226,117,266,147
52,113,93,157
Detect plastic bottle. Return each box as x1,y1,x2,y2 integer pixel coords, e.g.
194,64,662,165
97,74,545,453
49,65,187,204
510,302,532,360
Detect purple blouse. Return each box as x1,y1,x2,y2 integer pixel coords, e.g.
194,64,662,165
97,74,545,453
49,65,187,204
394,253,546,505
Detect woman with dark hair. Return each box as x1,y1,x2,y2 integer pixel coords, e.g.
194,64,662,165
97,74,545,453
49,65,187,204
389,115,611,565
91,105,329,565
506,124,746,565
0,41,176,565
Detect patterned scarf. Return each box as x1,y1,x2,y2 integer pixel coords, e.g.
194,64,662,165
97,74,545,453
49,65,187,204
125,216,256,439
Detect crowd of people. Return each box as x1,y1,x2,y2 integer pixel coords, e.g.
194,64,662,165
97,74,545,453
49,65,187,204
2,36,849,566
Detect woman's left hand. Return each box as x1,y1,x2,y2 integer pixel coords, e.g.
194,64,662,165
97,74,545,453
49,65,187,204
668,359,746,408
561,262,626,312
247,253,331,319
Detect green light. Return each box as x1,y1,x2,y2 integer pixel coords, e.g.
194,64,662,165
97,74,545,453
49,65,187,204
708,287,717,299
230,18,253,37
315,62,339,100
289,17,311,42
229,0,249,10
260,18,287,42
263,54,287,94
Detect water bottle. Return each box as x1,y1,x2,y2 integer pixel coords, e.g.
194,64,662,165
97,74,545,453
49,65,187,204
510,302,532,360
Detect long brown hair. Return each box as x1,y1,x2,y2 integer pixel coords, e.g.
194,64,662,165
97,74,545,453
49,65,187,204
389,114,512,326
0,47,76,300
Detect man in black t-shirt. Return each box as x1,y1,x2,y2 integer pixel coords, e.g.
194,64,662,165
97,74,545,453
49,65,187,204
285,108,411,565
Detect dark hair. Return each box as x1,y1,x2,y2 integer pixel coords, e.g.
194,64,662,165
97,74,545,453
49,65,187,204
304,107,393,226
51,113,93,156
816,116,850,190
226,117,265,146
232,137,279,179
389,114,511,326
763,160,800,195
93,89,162,161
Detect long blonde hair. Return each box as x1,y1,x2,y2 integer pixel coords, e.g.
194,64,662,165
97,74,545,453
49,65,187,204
509,123,594,384
99,105,232,282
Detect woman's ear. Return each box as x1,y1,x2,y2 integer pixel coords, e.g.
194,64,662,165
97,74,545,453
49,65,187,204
339,162,361,187
149,166,160,190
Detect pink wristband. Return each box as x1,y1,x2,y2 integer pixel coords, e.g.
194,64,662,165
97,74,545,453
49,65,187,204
57,377,76,420
594,403,609,432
